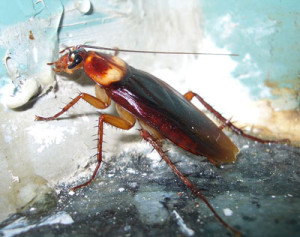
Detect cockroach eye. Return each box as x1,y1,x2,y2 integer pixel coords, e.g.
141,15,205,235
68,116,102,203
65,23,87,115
68,54,83,69
70,53,75,59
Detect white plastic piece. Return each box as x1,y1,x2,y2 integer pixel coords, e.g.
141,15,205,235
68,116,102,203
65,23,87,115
6,79,40,109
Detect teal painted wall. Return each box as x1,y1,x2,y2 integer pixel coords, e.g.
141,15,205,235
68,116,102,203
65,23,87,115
200,0,300,99
1,0,299,103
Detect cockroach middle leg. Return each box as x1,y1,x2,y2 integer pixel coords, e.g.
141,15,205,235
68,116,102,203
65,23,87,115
140,129,241,237
71,109,136,191
71,113,105,191
184,91,290,144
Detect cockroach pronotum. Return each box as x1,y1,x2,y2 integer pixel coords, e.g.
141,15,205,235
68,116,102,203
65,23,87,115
35,45,289,236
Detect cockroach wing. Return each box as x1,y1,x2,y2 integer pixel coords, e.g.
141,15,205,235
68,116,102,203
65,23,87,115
111,66,239,164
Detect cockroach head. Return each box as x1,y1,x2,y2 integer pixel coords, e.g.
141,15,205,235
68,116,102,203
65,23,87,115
47,46,87,74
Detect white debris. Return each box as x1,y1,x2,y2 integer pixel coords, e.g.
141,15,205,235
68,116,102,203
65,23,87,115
172,210,195,236
0,212,73,237
223,208,233,216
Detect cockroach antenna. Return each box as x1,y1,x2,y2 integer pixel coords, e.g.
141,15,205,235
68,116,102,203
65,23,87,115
78,44,239,57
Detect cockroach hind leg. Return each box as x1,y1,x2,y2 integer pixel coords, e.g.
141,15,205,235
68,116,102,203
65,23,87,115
186,91,290,145
140,129,241,236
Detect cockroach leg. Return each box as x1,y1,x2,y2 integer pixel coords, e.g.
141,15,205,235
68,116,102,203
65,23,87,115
95,84,111,106
218,117,233,130
35,93,109,121
71,105,136,191
184,91,290,144
139,120,164,146
115,103,136,128
35,84,136,190
71,113,104,191
140,129,241,237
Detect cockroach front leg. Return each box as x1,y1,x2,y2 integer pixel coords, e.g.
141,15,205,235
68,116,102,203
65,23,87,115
184,91,290,144
35,85,111,121
140,129,241,237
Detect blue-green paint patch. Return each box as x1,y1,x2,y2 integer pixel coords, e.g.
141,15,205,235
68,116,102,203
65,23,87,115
59,12,112,32
0,0,63,86
0,0,63,29
200,0,300,99
0,0,63,108
58,0,119,35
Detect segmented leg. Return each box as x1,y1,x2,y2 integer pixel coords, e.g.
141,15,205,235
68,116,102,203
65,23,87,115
35,84,136,190
140,129,241,237
218,117,233,131
36,85,111,121
184,91,290,144
35,93,109,121
71,107,136,191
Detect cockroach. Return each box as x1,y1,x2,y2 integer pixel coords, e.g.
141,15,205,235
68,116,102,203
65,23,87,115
36,45,289,236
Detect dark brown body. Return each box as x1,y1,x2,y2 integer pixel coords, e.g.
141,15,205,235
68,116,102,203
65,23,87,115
42,46,284,235
83,51,239,164
39,46,289,236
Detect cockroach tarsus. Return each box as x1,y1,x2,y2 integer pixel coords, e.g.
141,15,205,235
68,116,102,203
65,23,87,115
36,45,289,236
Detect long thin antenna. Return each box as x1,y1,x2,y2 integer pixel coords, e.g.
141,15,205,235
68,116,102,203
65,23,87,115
79,45,239,57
